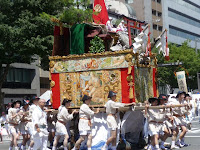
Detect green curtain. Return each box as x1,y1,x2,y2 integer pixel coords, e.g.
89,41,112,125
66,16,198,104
70,23,88,54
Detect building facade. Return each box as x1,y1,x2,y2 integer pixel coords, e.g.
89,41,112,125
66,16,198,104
2,60,49,104
111,0,163,39
162,0,200,49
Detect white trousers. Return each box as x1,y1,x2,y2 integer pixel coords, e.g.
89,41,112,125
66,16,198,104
33,133,48,150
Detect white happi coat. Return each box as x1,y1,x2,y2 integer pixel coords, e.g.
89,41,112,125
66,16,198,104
32,106,48,150
32,106,48,135
169,98,187,126
19,107,30,134
0,115,9,130
56,105,73,135
78,104,94,131
147,108,166,136
26,104,37,135
105,99,125,130
164,107,176,129
8,108,22,134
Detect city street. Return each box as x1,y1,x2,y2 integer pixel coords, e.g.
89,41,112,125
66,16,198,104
172,118,200,150
0,118,200,150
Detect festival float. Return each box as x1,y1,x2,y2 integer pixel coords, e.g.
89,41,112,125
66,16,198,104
48,1,170,149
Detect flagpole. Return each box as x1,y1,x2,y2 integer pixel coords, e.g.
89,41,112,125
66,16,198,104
152,29,167,49
142,24,149,33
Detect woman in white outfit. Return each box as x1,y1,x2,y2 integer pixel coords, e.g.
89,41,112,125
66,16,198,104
8,100,23,150
102,91,134,150
73,95,99,150
20,99,31,150
52,98,77,150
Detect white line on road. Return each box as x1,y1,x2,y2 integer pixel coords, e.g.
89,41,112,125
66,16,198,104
185,136,200,138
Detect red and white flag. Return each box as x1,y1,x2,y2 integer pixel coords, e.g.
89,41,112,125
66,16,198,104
93,0,109,25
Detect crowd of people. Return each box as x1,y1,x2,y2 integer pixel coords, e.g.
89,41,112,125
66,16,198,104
0,91,199,150
144,91,199,150
0,91,133,150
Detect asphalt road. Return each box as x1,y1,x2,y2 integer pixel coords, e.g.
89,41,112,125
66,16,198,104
171,118,200,150
0,118,200,150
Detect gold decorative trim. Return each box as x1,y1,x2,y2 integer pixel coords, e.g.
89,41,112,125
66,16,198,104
49,49,135,60
49,61,55,68
50,81,55,88
125,53,133,62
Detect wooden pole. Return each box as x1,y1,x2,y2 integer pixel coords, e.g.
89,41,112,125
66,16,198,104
133,104,191,111
49,104,191,114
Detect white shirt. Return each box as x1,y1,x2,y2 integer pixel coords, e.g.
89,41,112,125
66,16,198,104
105,99,125,114
147,108,166,122
8,108,22,124
20,107,30,126
79,104,94,119
168,98,187,116
0,115,8,124
32,106,47,133
57,106,73,123
78,104,94,131
28,104,37,121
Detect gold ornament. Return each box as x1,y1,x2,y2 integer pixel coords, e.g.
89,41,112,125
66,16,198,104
94,4,102,13
50,81,55,88
49,61,55,68
127,75,133,82
125,54,133,62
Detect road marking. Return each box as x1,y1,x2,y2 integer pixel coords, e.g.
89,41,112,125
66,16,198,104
185,136,200,138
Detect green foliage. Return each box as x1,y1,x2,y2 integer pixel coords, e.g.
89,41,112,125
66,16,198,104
58,0,93,25
0,0,64,69
89,36,105,53
60,7,93,25
153,41,200,90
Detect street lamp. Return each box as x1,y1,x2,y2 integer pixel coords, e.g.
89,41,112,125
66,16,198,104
195,38,200,54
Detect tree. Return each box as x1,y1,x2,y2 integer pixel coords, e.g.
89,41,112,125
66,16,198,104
0,0,64,111
154,41,200,93
0,0,93,112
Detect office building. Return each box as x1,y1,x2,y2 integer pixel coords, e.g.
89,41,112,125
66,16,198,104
162,0,200,49
2,59,49,104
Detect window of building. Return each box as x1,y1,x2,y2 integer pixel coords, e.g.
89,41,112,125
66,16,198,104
153,24,157,30
158,12,162,17
168,8,200,28
3,68,35,89
15,68,23,82
173,0,200,14
158,26,163,31
152,9,156,16
157,0,161,4
169,25,200,41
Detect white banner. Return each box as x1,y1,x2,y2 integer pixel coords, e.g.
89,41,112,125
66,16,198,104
176,71,188,93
